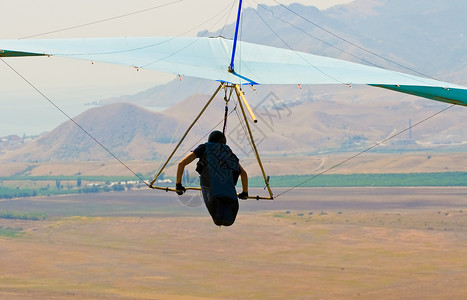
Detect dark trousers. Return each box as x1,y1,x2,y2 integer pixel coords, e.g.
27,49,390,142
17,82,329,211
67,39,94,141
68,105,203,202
201,184,239,226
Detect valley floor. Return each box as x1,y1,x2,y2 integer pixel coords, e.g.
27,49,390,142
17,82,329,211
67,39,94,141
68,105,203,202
0,187,466,299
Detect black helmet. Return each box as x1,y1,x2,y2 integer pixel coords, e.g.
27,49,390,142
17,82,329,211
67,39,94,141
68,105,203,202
208,130,226,144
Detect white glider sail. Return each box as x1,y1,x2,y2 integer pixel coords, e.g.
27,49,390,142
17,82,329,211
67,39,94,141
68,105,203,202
1,36,466,106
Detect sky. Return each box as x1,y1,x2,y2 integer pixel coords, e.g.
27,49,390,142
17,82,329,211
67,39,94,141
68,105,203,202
0,0,354,136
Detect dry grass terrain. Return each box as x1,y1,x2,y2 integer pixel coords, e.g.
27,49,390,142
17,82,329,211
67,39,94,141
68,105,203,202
1,151,466,178
0,187,466,299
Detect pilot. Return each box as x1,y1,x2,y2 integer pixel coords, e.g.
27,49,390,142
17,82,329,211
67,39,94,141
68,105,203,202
175,130,248,226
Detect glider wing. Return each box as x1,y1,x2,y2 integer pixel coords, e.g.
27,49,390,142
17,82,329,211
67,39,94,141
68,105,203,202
1,36,466,106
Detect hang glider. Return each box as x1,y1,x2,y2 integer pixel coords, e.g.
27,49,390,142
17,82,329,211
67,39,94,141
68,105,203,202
1,36,466,106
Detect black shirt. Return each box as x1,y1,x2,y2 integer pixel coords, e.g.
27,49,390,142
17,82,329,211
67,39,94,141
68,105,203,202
192,143,206,158
192,143,240,184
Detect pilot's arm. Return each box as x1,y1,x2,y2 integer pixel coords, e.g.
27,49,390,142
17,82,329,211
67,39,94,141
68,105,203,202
175,152,197,194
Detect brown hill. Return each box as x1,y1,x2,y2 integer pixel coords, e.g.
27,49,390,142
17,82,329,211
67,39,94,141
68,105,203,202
2,85,465,167
2,103,184,162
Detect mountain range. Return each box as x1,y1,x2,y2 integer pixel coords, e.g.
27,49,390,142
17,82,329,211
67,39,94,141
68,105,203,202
1,0,466,164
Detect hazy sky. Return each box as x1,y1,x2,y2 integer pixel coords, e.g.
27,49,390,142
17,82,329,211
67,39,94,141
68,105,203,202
0,0,354,136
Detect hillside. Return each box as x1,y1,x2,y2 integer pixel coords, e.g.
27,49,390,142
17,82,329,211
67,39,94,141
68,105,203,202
1,103,184,162
2,85,465,164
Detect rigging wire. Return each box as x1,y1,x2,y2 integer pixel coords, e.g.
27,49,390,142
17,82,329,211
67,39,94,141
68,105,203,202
219,1,239,37
152,99,240,179
274,104,455,199
238,1,245,85
269,0,438,81
254,2,389,70
238,2,245,86
0,57,150,187
20,0,185,39
44,1,236,58
141,3,236,68
152,121,182,179
250,0,446,87
233,97,255,155
248,2,345,85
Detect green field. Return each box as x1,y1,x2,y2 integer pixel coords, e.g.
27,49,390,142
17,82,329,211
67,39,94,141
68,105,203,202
1,172,466,199
260,172,467,187
0,226,24,238
0,176,141,199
